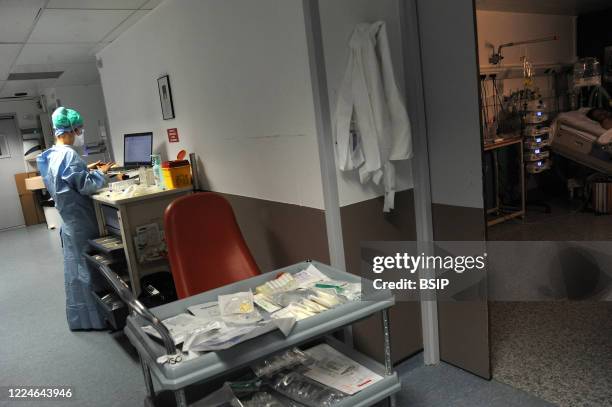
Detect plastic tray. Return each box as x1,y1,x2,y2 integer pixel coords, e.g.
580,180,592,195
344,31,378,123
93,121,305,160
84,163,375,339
124,261,394,391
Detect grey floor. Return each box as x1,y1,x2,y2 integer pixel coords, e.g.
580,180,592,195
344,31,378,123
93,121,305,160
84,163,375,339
488,198,612,407
488,196,612,241
0,225,553,407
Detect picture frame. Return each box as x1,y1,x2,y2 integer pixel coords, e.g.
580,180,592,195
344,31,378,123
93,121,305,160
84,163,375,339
157,74,175,120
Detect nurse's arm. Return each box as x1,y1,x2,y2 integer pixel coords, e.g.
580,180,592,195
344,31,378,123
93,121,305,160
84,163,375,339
62,163,108,196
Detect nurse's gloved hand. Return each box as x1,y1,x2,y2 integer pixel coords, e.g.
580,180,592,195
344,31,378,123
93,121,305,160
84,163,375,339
98,162,115,174
87,161,101,170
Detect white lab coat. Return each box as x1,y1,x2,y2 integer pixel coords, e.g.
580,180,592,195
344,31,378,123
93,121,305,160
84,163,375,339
334,21,413,212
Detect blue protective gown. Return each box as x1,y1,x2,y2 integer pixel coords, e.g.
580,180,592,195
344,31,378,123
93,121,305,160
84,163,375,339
37,145,108,330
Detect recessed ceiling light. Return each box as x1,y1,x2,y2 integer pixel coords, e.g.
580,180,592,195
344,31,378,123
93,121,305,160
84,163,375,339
7,72,64,80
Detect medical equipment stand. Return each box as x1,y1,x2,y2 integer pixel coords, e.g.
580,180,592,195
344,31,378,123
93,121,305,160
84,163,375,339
484,135,526,226
96,260,400,407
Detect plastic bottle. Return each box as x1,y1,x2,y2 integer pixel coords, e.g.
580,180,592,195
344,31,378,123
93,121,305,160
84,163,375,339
151,154,164,189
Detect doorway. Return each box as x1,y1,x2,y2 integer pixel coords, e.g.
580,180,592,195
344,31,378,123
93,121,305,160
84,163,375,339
0,116,26,230
475,2,612,406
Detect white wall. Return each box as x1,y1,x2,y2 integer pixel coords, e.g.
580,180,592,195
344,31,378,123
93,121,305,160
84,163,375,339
476,11,576,68
97,0,324,209
476,11,577,116
319,0,413,207
0,99,41,130
53,84,108,145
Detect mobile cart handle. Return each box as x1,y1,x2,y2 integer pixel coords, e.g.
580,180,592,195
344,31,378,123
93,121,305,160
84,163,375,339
98,264,181,363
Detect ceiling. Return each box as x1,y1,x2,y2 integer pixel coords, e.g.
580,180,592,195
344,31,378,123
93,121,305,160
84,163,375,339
0,0,163,98
476,0,612,16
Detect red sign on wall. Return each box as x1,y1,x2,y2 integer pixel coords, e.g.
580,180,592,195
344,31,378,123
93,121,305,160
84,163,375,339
167,128,179,143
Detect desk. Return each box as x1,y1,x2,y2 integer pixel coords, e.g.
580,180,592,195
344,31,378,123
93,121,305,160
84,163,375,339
92,187,192,296
484,135,525,226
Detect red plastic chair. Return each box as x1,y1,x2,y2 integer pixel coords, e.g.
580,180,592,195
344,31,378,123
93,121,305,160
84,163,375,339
164,192,261,299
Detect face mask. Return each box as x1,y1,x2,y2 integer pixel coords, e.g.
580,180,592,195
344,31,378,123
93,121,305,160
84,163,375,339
72,128,85,147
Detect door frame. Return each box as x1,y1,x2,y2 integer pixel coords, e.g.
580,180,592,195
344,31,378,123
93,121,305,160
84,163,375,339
0,113,27,231
302,0,440,363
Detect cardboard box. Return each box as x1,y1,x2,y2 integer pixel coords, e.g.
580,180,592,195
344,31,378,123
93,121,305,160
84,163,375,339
25,176,45,191
14,172,38,195
19,194,41,226
14,172,45,226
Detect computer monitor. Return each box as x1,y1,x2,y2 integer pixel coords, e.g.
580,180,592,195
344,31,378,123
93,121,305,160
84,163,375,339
124,132,153,167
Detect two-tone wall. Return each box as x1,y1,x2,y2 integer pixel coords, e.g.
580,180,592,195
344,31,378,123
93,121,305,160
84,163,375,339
318,0,421,363
97,0,330,271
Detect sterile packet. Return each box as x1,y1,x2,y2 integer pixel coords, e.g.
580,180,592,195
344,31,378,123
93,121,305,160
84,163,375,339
271,303,315,321
187,301,221,320
223,310,263,325
270,290,312,308
253,293,281,313
293,264,330,288
251,348,312,378
241,392,291,407
255,273,298,296
270,372,346,407
315,281,361,301
308,289,344,309
219,291,255,315
142,313,212,345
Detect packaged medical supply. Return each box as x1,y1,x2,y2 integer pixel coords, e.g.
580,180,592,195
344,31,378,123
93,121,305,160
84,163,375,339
251,348,311,378
241,392,286,407
315,281,362,301
256,273,298,296
270,290,313,308
223,310,263,326
300,298,328,313
271,372,346,407
184,318,295,352
271,303,316,321
293,264,330,288
303,344,383,395
187,301,221,320
253,293,281,313
142,313,211,345
309,289,344,309
219,291,255,315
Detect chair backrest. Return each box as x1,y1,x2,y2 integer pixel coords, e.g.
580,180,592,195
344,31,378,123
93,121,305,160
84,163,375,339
164,192,261,298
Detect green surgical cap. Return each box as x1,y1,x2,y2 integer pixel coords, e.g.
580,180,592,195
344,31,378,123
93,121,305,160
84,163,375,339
52,107,83,134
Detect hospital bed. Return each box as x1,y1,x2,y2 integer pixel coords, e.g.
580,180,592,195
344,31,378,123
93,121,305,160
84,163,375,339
552,108,612,175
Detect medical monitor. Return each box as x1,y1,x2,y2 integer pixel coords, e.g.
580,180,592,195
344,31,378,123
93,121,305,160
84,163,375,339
124,132,153,167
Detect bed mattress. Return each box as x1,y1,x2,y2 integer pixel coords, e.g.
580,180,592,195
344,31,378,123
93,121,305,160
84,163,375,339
551,110,612,175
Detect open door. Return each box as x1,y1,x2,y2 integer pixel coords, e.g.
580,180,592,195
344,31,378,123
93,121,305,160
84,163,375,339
413,0,491,378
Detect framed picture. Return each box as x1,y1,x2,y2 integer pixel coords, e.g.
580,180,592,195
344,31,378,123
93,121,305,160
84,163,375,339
157,74,175,120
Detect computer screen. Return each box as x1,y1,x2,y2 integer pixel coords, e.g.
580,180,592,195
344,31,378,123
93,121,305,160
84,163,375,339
124,132,153,166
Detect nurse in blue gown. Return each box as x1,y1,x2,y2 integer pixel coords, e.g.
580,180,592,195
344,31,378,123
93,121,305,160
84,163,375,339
37,107,114,330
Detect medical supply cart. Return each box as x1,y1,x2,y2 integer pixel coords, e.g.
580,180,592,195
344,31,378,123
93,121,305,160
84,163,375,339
92,187,192,296
103,260,399,407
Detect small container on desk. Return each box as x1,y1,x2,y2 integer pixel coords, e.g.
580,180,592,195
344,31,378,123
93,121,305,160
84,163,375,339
162,160,192,189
